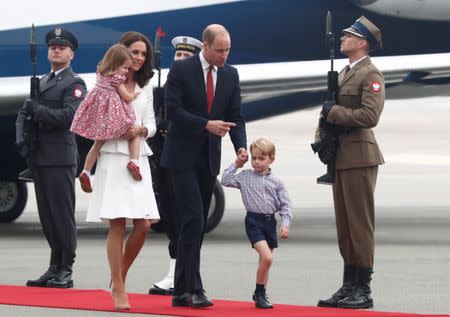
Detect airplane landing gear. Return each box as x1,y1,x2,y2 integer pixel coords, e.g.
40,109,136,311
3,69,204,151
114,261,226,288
205,179,225,233
0,181,27,223
152,178,225,234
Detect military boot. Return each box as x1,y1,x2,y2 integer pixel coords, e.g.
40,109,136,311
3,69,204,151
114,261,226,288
26,265,59,287
317,265,357,307
338,266,373,309
47,265,74,288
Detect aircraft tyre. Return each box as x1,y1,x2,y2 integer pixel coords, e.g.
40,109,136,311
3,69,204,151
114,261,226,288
205,179,225,233
0,181,27,223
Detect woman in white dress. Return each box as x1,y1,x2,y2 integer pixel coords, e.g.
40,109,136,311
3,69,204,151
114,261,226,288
86,31,159,310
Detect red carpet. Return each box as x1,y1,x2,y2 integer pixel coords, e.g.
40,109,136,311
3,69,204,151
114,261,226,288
0,284,446,317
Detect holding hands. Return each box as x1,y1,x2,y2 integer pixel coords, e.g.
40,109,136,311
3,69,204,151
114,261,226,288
235,148,248,168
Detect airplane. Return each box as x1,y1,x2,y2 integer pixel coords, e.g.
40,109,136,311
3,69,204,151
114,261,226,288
1,0,450,231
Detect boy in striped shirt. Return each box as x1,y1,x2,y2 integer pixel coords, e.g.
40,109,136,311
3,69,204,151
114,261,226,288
221,138,292,309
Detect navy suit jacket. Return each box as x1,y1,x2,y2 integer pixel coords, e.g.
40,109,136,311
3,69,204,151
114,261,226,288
161,54,246,176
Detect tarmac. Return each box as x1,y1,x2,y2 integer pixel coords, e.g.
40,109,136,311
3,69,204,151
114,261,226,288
0,92,449,316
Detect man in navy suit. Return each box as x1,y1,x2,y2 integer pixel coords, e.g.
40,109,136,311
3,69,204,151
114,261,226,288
161,24,248,308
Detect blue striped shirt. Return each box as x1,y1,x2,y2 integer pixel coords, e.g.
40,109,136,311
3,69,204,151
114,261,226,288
221,164,293,227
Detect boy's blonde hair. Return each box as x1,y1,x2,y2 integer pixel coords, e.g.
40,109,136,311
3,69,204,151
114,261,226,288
97,44,132,76
250,138,276,160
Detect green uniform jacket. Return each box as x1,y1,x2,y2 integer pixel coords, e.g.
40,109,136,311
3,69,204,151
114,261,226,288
327,56,385,170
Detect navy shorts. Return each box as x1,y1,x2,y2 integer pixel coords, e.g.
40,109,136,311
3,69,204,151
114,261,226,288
245,211,278,249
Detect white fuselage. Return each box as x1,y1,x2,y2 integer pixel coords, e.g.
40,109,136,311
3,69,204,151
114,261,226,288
353,0,450,21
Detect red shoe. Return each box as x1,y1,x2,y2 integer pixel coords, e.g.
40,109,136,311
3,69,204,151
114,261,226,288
79,172,92,193
127,161,142,181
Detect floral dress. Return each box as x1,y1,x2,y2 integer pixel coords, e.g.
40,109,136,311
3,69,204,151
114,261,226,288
71,73,136,140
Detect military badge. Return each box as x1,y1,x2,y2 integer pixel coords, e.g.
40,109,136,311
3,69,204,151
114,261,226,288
371,81,380,92
73,88,82,98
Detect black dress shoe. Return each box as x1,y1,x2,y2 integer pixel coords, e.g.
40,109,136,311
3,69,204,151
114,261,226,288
47,267,74,288
253,291,273,309
191,291,213,308
149,285,174,295
26,267,58,287
172,292,192,307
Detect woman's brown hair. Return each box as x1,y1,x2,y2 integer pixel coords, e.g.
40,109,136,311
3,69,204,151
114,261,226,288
119,31,154,88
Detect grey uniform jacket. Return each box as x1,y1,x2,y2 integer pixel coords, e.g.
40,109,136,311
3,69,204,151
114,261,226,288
31,67,87,167
327,57,385,170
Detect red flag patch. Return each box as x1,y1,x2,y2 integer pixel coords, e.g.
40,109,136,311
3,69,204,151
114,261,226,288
371,81,381,92
157,27,166,38
73,88,82,98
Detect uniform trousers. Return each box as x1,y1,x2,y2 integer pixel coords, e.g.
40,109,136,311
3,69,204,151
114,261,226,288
333,166,378,268
168,146,216,295
33,165,77,267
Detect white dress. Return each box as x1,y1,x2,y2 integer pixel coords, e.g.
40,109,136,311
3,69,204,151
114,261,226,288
86,83,160,223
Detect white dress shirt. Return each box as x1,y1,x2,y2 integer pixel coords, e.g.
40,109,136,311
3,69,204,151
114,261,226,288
199,50,217,94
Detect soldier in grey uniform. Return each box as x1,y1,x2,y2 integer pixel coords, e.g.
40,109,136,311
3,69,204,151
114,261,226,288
23,27,87,288
317,16,384,309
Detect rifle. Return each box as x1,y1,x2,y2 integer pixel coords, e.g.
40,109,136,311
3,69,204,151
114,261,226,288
30,24,39,100
15,24,39,181
326,11,338,103
311,11,339,185
147,29,165,190
147,28,169,201
153,28,164,112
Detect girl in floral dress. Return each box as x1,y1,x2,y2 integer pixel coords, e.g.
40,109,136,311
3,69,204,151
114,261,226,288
71,44,143,192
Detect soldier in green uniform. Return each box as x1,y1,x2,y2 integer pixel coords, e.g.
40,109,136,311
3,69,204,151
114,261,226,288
317,16,384,309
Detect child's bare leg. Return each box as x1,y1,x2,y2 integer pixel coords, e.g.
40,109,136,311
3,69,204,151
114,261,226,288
84,140,105,172
128,136,140,161
253,240,274,308
254,241,273,286
263,248,273,285
79,140,105,193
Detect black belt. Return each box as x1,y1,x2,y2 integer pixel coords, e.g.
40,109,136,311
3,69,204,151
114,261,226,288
247,211,275,221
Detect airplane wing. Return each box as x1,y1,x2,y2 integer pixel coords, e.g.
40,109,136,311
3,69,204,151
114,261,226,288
2,52,450,118
236,52,450,103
